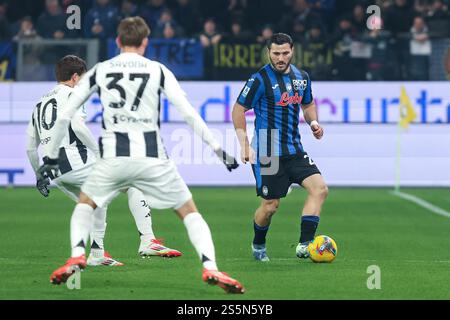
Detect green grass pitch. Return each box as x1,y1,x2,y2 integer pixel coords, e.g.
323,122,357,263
0,187,449,300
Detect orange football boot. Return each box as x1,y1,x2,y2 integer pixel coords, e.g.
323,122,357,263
202,269,245,294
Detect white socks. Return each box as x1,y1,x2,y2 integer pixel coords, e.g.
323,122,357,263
183,212,218,271
90,206,107,258
127,187,155,246
71,203,93,257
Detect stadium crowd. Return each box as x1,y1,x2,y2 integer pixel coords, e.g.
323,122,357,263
0,0,449,80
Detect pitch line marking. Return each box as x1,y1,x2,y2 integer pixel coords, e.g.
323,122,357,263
225,258,450,264
391,191,450,219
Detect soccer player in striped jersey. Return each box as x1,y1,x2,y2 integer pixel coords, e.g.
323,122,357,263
38,17,244,293
232,33,329,262
26,55,182,267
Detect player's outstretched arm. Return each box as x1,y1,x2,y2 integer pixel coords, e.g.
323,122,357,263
160,64,238,171
301,101,324,140
232,102,255,164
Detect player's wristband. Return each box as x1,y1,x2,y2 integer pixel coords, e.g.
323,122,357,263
310,120,319,127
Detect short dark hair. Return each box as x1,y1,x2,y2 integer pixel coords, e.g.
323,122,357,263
55,55,87,82
267,33,293,49
117,16,150,47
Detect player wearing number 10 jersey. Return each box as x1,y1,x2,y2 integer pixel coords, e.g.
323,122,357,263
38,17,244,293
26,56,182,268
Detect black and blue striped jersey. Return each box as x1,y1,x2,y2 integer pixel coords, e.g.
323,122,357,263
237,64,313,157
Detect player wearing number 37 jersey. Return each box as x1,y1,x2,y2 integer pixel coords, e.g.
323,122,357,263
38,17,244,293
26,56,182,267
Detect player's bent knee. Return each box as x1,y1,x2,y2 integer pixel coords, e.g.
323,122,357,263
175,198,198,220
78,192,97,209
263,199,279,215
321,185,329,198
310,184,328,200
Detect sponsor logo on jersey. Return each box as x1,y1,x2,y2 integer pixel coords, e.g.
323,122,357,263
286,83,292,92
242,86,251,98
40,137,52,145
112,114,154,124
276,92,303,106
293,79,308,90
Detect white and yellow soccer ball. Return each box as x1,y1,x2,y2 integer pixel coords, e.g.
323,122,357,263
308,235,338,263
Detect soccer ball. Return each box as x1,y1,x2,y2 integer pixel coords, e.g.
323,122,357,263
308,235,338,263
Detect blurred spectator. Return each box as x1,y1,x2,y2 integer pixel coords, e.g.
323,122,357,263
379,0,395,9
172,0,202,36
142,0,167,30
198,0,229,28
256,24,274,45
0,3,10,40
84,0,119,39
200,18,222,80
352,4,366,33
414,0,435,13
331,16,357,49
385,0,417,36
362,17,395,80
330,16,360,80
13,16,39,41
333,0,370,18
37,0,75,39
279,0,323,35
199,18,222,47
224,19,253,43
304,23,332,80
118,0,139,20
161,22,180,39
227,0,249,26
308,0,337,31
84,0,119,61
409,15,431,79
425,0,450,37
385,0,417,79
292,19,308,42
308,24,326,42
153,9,184,38
0,0,444,81
5,0,44,24
246,0,288,29
308,0,337,14
228,0,248,11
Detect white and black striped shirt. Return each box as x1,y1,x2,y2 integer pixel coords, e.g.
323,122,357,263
46,52,220,160
26,84,96,174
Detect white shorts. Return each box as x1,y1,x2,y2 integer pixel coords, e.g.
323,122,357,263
53,164,93,202
81,158,192,210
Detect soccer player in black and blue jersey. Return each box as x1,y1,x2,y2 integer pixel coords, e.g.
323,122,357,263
232,33,328,261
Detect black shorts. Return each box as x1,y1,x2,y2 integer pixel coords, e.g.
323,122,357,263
251,151,321,199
